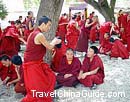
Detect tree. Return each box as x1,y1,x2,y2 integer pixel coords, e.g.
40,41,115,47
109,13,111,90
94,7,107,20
36,0,64,63
0,0,8,20
84,0,116,22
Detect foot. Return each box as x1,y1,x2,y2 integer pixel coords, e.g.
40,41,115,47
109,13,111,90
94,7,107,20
90,84,97,90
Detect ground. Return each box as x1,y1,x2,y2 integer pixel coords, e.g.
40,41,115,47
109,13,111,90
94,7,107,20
0,43,130,102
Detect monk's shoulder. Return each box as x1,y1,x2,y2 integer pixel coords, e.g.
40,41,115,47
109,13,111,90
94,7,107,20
74,57,81,64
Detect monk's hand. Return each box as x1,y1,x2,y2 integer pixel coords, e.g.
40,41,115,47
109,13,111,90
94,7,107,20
51,37,62,45
120,28,124,32
6,82,12,87
64,74,72,78
78,74,82,79
2,79,7,85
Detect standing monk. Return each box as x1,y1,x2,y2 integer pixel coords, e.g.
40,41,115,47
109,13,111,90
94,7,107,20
22,16,61,102
78,46,105,90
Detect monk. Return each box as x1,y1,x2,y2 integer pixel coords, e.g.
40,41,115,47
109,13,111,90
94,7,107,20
78,46,105,90
22,16,61,102
56,13,68,42
110,38,129,59
66,15,80,50
11,55,26,95
56,48,81,89
0,55,17,85
99,33,112,55
89,16,99,44
51,42,67,72
24,11,35,41
126,13,130,52
0,20,26,57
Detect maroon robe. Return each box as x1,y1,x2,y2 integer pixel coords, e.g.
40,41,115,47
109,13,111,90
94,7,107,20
126,20,130,52
56,56,81,87
110,40,129,59
99,38,112,54
79,55,105,87
76,20,89,53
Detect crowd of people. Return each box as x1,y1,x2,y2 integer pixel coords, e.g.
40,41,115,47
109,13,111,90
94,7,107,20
0,9,130,102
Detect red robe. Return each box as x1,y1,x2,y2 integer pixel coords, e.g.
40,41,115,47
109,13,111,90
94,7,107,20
79,55,105,87
0,26,20,57
66,20,80,50
51,42,67,72
89,22,98,43
56,17,68,41
110,40,129,59
99,22,112,44
99,38,112,54
56,56,81,87
126,20,130,52
0,62,17,82
22,28,55,102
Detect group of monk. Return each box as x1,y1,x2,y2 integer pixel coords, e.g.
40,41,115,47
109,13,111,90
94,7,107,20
0,9,129,102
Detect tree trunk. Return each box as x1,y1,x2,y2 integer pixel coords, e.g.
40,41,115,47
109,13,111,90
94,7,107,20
36,0,64,64
84,0,116,22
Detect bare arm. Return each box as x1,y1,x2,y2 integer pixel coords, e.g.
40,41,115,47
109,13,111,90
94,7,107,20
28,21,34,30
85,67,100,76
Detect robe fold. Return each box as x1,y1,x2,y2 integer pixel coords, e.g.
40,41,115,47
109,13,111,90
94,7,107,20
79,55,105,87
110,40,129,59
126,20,130,52
56,56,81,87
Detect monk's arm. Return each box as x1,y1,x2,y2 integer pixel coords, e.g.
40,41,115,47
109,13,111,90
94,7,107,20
7,68,20,86
35,33,55,50
85,67,100,76
3,76,10,84
28,21,34,30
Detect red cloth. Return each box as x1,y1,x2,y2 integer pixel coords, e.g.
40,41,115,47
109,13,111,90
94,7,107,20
79,55,105,87
51,43,67,72
22,27,56,102
89,22,98,43
76,20,89,53
99,22,112,44
22,61,56,102
0,62,17,82
66,20,80,49
56,56,81,86
0,26,20,57
99,38,112,54
126,20,130,51
110,40,129,59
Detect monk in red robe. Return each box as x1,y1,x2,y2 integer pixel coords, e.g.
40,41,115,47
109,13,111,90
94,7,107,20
56,13,68,41
24,11,35,41
10,55,26,95
56,48,81,89
89,16,99,43
126,13,130,52
110,38,129,59
0,21,26,57
78,46,105,89
99,33,112,55
99,22,112,44
0,55,17,85
66,15,80,50
51,42,67,72
22,16,61,102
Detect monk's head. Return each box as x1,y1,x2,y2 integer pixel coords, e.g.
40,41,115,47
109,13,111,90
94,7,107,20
104,33,110,39
28,11,33,18
11,55,22,67
38,16,52,32
0,55,11,67
15,20,22,28
87,46,98,58
66,48,74,61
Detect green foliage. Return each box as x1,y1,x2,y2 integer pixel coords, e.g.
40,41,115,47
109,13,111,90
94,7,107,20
0,0,8,20
23,0,41,10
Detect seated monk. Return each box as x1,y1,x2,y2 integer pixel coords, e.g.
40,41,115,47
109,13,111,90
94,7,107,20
0,55,17,85
99,33,112,55
78,46,105,90
56,48,81,89
110,38,129,59
11,55,26,95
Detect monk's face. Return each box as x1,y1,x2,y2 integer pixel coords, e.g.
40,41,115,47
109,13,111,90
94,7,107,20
1,60,10,67
104,33,109,39
87,48,95,58
41,21,51,32
66,51,74,61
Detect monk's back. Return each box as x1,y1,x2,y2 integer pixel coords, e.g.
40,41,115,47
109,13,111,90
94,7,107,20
24,28,46,62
